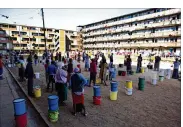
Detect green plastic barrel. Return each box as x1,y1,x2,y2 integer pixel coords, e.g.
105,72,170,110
138,77,145,91
48,110,59,122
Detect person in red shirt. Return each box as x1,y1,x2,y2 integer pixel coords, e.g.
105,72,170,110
89,59,97,87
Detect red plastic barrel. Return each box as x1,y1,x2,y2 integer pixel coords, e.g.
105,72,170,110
93,96,101,105
15,113,27,127
122,71,126,76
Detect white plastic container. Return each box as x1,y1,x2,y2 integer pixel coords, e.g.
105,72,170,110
151,78,157,85
35,72,40,79
159,69,165,77
125,88,133,96
8,64,12,68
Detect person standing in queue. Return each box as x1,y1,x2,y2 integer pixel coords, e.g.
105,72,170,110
172,58,181,79
25,57,34,97
89,59,97,87
126,55,132,75
136,54,142,73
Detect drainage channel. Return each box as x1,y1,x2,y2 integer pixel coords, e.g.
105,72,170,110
4,67,48,127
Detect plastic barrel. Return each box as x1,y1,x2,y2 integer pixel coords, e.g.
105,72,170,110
96,78,101,84
15,113,27,127
122,71,126,76
138,77,145,91
93,96,101,105
34,72,40,79
159,76,164,82
48,110,59,123
13,99,26,116
126,80,132,89
141,68,144,73
48,95,59,111
110,91,118,101
93,86,101,96
125,88,133,96
34,87,41,98
152,78,157,85
110,81,118,92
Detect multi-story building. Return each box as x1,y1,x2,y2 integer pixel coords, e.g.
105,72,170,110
78,8,181,56
0,23,81,55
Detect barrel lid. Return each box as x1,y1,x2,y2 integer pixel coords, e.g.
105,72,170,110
13,98,25,103
93,86,100,88
48,95,58,100
126,80,131,82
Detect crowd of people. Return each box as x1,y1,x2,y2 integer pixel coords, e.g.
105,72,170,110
0,49,181,116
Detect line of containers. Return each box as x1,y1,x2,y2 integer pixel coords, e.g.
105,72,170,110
48,95,59,122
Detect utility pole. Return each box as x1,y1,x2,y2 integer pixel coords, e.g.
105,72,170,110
41,8,47,56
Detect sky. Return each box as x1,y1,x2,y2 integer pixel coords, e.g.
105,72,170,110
0,8,145,31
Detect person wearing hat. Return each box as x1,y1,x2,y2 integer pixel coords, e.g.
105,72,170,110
55,62,68,106
70,67,87,116
25,57,34,97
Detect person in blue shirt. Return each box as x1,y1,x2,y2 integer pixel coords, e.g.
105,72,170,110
69,67,87,116
172,58,181,79
47,61,57,92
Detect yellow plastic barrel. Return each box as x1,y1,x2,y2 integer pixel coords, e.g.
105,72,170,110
141,68,144,73
96,78,101,84
126,80,132,89
110,91,118,101
34,88,41,98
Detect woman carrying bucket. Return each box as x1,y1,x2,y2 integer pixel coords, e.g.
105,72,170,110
55,62,68,106
172,58,180,79
70,67,87,116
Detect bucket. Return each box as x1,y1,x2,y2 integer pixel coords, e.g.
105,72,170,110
15,113,27,127
152,72,157,79
34,72,40,79
126,80,132,89
13,99,26,116
159,69,165,76
48,110,59,123
141,68,144,73
96,78,101,84
125,88,133,96
165,69,171,79
8,64,12,67
159,76,164,82
122,71,126,76
93,86,101,96
48,95,59,111
34,87,41,98
138,77,145,91
110,91,118,101
151,78,157,85
93,96,101,105
110,81,118,92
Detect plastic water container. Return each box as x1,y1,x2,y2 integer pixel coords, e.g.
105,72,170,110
110,91,118,101
34,87,41,98
125,88,133,96
159,76,164,82
152,79,157,85
110,81,118,92
159,69,165,76
15,113,27,127
93,86,101,96
8,64,12,67
93,96,101,105
13,99,26,116
48,95,59,111
122,71,126,76
34,72,40,79
126,80,132,89
152,72,158,79
141,68,145,73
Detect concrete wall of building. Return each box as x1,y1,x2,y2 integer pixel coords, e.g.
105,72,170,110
59,30,65,53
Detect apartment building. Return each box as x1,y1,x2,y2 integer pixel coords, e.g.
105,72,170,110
78,8,181,56
0,23,81,55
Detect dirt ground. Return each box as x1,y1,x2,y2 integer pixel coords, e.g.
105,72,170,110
9,62,181,127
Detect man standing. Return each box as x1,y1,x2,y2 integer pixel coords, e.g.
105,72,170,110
110,53,113,63
137,54,142,73
89,59,97,87
59,52,62,61
154,55,161,71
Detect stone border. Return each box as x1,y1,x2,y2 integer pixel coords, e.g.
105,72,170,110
5,64,54,127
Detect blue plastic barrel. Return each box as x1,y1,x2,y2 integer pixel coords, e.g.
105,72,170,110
93,86,101,96
13,98,26,115
111,81,118,92
48,95,59,111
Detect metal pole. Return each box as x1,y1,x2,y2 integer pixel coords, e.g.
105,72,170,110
41,8,47,56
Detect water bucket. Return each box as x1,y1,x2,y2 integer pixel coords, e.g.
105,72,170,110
122,71,126,76
48,95,59,111
93,86,101,96
138,77,145,91
165,69,171,79
15,113,27,127
93,96,101,105
141,68,144,73
13,99,26,116
110,81,118,92
159,69,165,76
151,79,157,85
152,72,158,79
8,64,12,67
34,72,40,79
159,76,164,82
48,110,59,123
126,80,132,89
34,87,41,98
110,91,118,101
96,78,101,84
125,88,133,96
